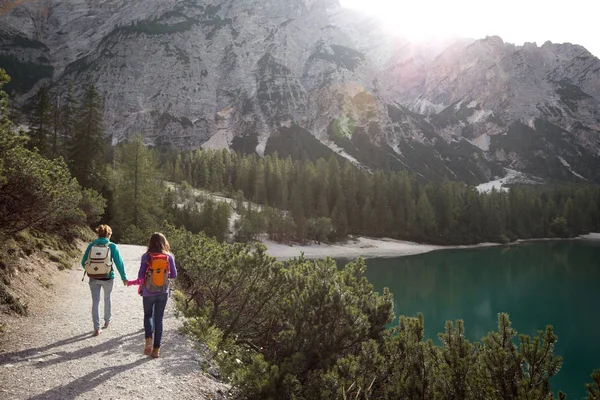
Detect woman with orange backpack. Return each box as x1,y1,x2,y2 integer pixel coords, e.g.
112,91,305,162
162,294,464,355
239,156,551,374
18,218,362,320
134,232,177,358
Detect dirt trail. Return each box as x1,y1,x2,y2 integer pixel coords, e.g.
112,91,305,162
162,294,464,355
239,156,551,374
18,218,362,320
0,245,226,400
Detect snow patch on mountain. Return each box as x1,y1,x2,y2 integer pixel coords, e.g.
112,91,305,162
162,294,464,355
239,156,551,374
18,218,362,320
558,156,587,181
468,109,493,124
476,169,543,193
324,141,361,165
414,98,446,114
471,134,490,151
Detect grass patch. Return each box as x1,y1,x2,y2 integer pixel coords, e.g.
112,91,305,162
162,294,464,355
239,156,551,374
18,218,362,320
37,276,53,289
48,251,72,270
0,228,87,314
0,281,28,315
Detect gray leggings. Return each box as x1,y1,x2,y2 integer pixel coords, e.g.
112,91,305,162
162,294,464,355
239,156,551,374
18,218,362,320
89,278,114,330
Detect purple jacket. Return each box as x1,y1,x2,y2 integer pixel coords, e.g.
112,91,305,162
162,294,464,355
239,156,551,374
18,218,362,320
138,252,177,297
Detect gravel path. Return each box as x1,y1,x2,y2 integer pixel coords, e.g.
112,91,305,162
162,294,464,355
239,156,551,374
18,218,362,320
0,245,227,400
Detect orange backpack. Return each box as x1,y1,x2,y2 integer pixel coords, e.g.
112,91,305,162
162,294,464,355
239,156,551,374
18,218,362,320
144,253,170,293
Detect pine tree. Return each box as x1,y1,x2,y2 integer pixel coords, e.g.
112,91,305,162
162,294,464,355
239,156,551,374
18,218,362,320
0,69,89,235
361,197,376,235
59,85,76,161
317,190,329,218
113,134,163,232
209,150,225,192
562,197,575,235
332,194,348,239
372,171,390,236
290,183,306,240
586,370,600,400
327,156,341,213
416,191,437,238
7,89,21,126
27,84,53,156
69,84,107,190
50,93,61,159
342,162,359,232
302,162,315,219
215,202,232,242
458,187,482,242
254,162,267,204
314,158,329,215
200,198,218,238
173,154,184,182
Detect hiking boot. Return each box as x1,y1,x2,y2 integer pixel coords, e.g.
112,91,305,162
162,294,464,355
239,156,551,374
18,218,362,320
93,330,101,336
144,338,152,355
151,347,160,358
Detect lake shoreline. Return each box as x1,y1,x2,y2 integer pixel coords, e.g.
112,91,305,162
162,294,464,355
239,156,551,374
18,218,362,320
264,232,600,260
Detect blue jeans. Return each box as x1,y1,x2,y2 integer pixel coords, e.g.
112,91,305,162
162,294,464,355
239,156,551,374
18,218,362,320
89,278,114,330
143,293,168,348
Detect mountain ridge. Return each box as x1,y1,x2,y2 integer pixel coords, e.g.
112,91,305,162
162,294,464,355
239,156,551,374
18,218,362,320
1,0,599,184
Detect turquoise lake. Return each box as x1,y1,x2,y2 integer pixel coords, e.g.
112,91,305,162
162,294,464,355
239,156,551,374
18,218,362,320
343,239,600,399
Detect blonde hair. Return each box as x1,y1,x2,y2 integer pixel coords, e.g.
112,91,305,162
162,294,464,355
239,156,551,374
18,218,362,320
147,232,171,254
95,224,113,238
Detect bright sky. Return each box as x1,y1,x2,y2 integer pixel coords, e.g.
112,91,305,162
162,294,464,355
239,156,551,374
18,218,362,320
339,0,600,57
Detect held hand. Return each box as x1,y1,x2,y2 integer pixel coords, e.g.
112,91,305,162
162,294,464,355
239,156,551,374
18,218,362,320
123,280,128,286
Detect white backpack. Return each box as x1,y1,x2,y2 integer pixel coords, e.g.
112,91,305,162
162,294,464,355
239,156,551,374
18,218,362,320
84,243,113,279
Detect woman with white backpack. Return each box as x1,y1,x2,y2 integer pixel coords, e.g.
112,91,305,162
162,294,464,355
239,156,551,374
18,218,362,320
81,224,128,336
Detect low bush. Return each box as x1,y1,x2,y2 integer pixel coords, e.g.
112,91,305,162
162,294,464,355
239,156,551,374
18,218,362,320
170,228,598,399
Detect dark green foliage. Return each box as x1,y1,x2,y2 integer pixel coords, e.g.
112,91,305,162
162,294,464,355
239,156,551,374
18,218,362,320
169,228,593,399
26,85,53,156
0,72,87,235
233,207,266,243
587,370,600,400
0,68,105,313
68,84,107,190
58,85,76,161
78,188,107,226
265,124,340,162
111,134,165,239
310,217,333,244
162,148,600,245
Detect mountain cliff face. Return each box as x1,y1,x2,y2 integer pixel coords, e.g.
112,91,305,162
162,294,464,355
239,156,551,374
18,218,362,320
1,0,599,184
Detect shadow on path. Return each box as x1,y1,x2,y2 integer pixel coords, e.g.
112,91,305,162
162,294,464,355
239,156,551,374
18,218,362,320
0,332,91,364
33,330,144,369
0,330,144,368
28,357,152,400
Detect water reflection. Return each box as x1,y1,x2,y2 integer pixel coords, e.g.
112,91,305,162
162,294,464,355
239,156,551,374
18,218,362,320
343,240,600,399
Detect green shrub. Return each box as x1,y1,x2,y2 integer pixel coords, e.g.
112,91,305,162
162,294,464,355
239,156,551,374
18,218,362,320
14,230,34,245
78,188,107,226
171,229,588,399
47,251,71,270
0,68,92,238
37,276,52,289
0,281,27,315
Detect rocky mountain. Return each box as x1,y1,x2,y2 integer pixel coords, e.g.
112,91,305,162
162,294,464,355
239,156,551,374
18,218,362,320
1,0,599,184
